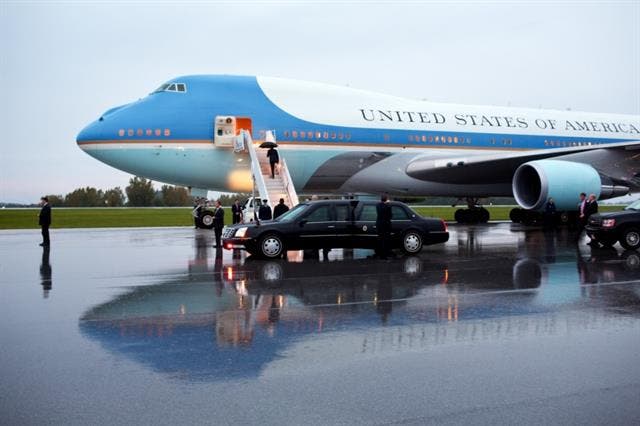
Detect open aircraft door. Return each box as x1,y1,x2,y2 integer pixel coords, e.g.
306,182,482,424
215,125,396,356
213,116,252,148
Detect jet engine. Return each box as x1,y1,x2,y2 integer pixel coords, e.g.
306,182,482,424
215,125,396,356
512,160,628,210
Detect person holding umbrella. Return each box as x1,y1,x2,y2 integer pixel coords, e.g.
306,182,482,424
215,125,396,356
266,145,279,178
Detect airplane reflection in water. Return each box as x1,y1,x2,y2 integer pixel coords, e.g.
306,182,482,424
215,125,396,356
79,227,640,381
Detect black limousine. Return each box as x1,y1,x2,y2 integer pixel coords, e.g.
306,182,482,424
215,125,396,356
222,200,449,258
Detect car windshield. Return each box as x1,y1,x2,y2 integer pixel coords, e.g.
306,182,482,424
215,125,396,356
624,200,640,211
274,204,308,222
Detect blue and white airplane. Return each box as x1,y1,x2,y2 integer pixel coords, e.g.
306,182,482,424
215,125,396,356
77,75,640,218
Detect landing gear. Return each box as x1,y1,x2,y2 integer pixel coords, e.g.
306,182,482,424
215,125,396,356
454,198,490,224
509,208,542,225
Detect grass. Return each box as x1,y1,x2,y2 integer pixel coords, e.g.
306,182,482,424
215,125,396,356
0,205,626,229
0,208,201,229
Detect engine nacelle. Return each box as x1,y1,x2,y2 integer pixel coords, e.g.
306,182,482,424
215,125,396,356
512,160,628,210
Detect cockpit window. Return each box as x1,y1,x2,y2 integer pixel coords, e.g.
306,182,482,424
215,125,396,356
153,82,187,93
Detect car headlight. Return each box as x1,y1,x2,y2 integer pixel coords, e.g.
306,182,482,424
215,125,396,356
602,219,616,228
235,227,248,238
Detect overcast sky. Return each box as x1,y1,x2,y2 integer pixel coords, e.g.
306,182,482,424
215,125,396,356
1,0,639,203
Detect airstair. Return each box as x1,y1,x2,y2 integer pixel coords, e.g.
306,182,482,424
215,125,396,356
240,129,299,217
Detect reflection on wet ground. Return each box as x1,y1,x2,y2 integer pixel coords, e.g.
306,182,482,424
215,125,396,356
1,224,639,424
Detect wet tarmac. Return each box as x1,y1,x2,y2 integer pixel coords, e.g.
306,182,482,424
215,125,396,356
1,224,639,425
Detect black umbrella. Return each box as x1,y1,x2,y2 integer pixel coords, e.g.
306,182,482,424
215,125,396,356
259,141,278,148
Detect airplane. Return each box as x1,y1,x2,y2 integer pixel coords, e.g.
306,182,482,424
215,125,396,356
76,75,640,222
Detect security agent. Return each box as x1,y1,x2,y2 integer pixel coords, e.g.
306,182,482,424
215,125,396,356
231,199,243,224
273,198,289,219
213,200,225,248
39,196,51,247
259,199,272,220
376,194,392,259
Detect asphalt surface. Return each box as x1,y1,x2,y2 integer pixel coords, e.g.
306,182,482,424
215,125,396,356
1,223,639,425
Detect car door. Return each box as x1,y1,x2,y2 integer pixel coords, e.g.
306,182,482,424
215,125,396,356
332,202,357,248
352,203,379,249
295,204,336,249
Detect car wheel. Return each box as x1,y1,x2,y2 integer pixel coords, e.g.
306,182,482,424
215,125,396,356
200,212,214,229
402,231,423,254
620,227,640,250
259,234,284,258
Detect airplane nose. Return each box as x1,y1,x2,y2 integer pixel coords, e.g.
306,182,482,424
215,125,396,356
76,120,105,149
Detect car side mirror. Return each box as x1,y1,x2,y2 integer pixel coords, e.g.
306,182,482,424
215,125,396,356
298,219,307,227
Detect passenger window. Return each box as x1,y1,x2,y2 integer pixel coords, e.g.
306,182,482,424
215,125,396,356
305,206,332,223
358,205,377,221
392,206,410,220
335,205,351,221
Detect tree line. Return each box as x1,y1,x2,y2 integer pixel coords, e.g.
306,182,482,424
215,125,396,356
41,177,251,207
42,177,188,207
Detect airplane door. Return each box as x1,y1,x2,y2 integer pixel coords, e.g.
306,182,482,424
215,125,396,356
213,116,252,147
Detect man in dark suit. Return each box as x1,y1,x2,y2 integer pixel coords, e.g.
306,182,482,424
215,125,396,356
39,196,51,247
213,200,225,248
585,194,599,245
259,199,272,220
376,194,392,259
231,199,243,224
266,147,279,178
273,198,289,219
586,194,599,218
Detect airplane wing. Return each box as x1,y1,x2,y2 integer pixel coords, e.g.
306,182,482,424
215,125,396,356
405,140,640,184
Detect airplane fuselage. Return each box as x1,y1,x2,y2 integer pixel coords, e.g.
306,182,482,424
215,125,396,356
77,75,640,201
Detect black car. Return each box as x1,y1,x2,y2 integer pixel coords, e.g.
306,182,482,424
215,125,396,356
222,200,449,258
585,200,640,250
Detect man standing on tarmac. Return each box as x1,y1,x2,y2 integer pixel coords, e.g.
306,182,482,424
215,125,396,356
231,199,243,224
577,192,588,231
259,199,272,220
376,194,392,259
213,200,225,248
585,194,599,245
38,196,51,247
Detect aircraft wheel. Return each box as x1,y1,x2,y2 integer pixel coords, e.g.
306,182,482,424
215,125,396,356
509,208,522,223
454,209,466,223
521,210,536,226
620,227,640,250
402,231,423,254
200,212,215,229
479,208,490,223
259,234,284,258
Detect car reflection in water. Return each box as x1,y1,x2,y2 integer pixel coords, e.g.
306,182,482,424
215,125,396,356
79,227,640,382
